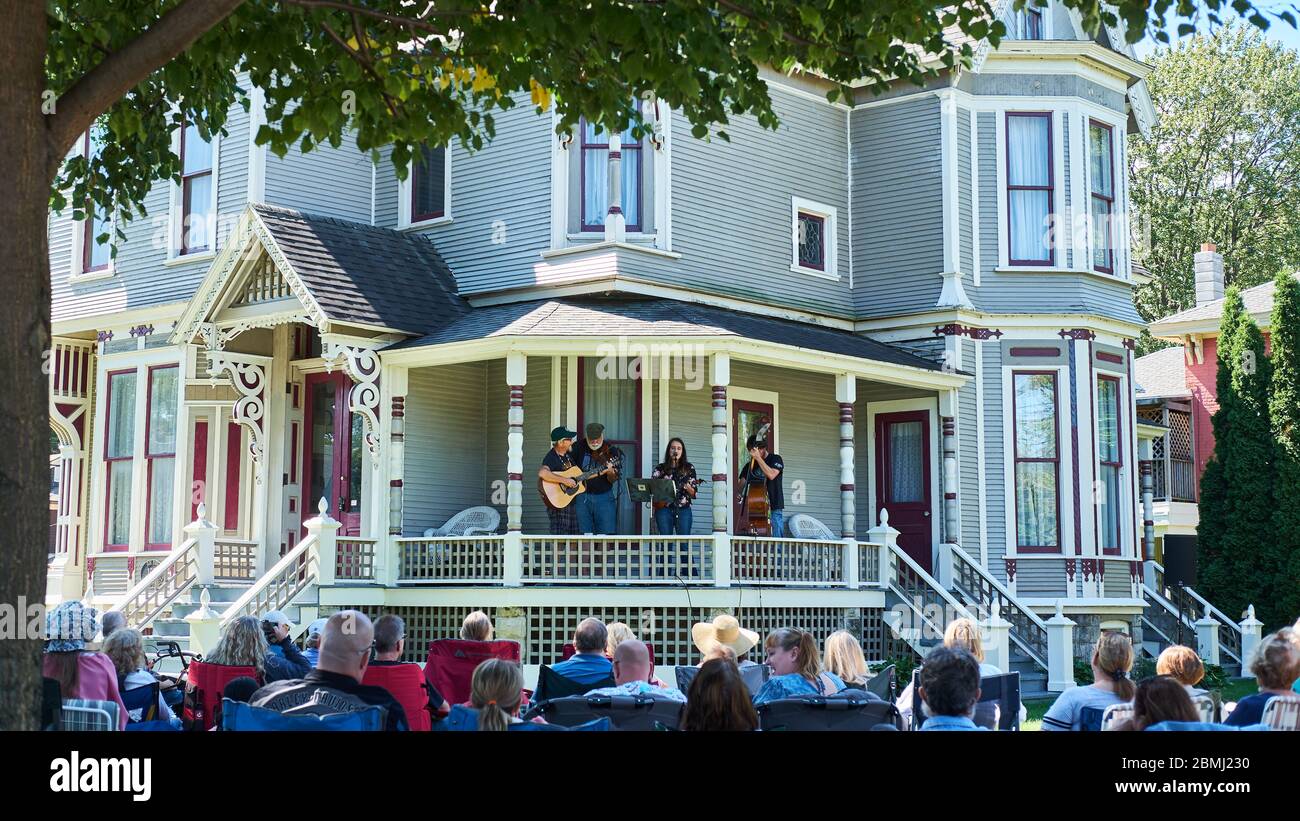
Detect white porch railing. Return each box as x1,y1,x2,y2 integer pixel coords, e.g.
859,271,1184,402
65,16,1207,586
945,544,1050,671
522,535,715,584
220,533,319,628
396,536,505,583
731,537,843,586
336,537,379,581
106,537,198,629
213,538,258,581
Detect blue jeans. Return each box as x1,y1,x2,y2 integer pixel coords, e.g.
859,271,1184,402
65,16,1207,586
770,509,785,539
654,506,693,535
576,490,617,534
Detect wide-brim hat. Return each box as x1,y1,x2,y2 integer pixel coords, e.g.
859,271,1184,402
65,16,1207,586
45,600,100,653
692,614,759,657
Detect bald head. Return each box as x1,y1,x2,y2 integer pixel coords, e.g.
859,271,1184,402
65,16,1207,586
318,610,373,682
612,639,651,685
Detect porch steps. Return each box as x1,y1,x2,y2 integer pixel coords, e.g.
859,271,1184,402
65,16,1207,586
1008,648,1051,700
145,583,318,667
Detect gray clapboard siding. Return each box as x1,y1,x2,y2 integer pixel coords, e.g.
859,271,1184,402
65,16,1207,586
851,95,944,317
975,271,1142,323
1063,110,1073,270
958,340,981,550
982,342,1008,578
402,362,490,533
957,74,1126,115
978,111,1000,280
51,93,253,324
374,96,553,295
264,129,372,224
958,107,974,282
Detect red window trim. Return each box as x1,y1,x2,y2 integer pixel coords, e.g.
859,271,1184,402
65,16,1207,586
179,121,213,255
1096,374,1124,556
1011,369,1061,553
81,132,111,274
1005,111,1055,267
1089,119,1115,275
575,356,644,534
410,144,447,223
578,118,643,233
144,365,179,551
796,211,827,272
103,368,137,552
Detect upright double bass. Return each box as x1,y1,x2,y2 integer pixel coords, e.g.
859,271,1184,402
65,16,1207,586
737,420,772,536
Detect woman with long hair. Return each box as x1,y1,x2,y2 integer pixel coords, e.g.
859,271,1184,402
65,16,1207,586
651,437,699,536
438,658,527,731
823,630,870,689
752,627,844,705
1041,630,1135,730
1112,676,1200,731
194,615,308,686
682,658,759,731
103,628,181,727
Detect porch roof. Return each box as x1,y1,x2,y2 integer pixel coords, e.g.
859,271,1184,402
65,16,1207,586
389,296,952,373
251,204,469,335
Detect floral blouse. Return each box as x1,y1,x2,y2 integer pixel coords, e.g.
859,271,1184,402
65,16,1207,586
752,671,846,705
651,461,699,508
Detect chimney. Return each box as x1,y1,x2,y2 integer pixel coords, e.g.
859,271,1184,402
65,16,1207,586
1194,242,1224,307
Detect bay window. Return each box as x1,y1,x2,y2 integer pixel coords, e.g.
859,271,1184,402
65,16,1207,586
1012,371,1060,551
180,120,214,254
1006,112,1054,266
104,370,137,551
1096,375,1123,555
1089,120,1115,274
145,366,179,550
580,119,642,232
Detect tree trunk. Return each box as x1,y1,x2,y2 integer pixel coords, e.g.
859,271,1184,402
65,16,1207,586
0,1,52,730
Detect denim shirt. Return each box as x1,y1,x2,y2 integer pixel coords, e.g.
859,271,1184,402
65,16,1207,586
549,653,614,685
919,714,988,731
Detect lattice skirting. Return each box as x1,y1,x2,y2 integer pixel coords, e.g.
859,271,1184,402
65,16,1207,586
324,604,911,667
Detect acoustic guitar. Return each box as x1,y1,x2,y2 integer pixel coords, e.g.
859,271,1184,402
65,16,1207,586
538,455,622,510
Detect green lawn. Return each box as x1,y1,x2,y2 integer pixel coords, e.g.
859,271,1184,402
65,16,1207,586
1019,678,1260,731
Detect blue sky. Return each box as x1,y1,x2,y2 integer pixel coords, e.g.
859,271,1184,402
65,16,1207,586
1134,7,1300,58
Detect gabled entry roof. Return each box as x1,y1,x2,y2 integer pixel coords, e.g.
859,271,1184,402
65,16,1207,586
173,204,468,343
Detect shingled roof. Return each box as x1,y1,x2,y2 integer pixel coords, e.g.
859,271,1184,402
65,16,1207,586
252,204,469,335
1134,345,1189,401
391,296,951,373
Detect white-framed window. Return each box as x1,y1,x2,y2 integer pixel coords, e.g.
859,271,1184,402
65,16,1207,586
790,196,838,279
1088,119,1116,274
1005,367,1067,554
1005,112,1055,267
397,143,451,229
69,128,116,281
1010,7,1046,40
1094,373,1126,556
168,118,219,261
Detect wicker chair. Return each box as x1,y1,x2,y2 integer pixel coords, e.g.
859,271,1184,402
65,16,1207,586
422,506,501,538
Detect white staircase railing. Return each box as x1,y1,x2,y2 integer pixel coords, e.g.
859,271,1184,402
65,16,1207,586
1144,560,1244,666
220,533,319,628
946,544,1050,672
107,536,198,630
883,541,977,655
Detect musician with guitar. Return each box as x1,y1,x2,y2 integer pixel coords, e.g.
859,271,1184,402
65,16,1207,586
538,426,582,534
650,437,699,535
570,422,625,534
737,433,785,537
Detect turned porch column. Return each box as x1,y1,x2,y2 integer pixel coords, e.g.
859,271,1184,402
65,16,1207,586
506,352,527,532
710,353,731,588
836,374,856,538
604,132,626,243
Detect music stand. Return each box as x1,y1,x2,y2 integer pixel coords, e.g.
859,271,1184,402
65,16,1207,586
625,478,676,504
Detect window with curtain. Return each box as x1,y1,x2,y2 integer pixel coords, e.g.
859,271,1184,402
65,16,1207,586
1006,112,1054,265
888,421,925,503
145,366,178,549
180,120,214,254
1013,371,1059,551
1089,121,1115,274
411,144,447,222
105,370,137,550
1012,8,1043,39
580,119,641,232
582,358,641,533
82,130,112,272
1097,376,1122,555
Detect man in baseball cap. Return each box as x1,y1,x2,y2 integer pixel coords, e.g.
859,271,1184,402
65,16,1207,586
539,426,580,535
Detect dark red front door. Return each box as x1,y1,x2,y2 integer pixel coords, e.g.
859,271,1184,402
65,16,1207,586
875,411,932,571
733,401,775,533
302,371,362,537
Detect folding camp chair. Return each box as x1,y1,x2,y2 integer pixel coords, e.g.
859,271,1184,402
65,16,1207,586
363,663,435,731
1261,695,1300,730
529,665,615,709
60,699,120,731
675,663,770,697
758,692,901,731
908,670,1020,730
865,664,896,703
41,678,62,731
220,699,386,731
424,639,520,706
1100,702,1134,731
528,693,686,731
183,661,259,731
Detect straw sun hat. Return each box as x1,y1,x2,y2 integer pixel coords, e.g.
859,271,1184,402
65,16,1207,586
691,614,759,657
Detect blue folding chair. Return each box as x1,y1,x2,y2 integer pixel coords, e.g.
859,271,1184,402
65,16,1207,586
220,699,387,731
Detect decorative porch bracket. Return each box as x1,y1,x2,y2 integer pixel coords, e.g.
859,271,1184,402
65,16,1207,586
206,350,272,469
322,340,383,465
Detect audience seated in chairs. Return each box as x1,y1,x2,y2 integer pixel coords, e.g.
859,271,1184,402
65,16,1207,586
103,628,181,729
461,610,494,642
753,627,845,705
917,647,987,731
681,659,759,731
584,640,686,702
549,618,614,685
692,614,761,671
200,616,311,685
42,601,127,730
823,630,871,690
898,618,1025,726
439,658,543,731
302,618,327,668
362,615,449,730
1226,627,1300,726
1109,675,1199,731
1042,630,1135,731
249,610,409,731
99,610,126,641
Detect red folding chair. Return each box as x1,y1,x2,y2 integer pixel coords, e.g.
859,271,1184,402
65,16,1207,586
183,660,259,731
424,639,520,706
363,663,435,731
561,643,656,678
